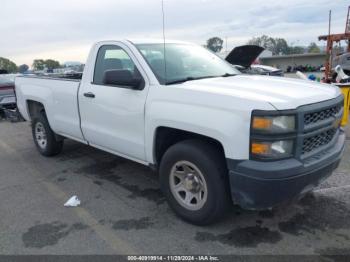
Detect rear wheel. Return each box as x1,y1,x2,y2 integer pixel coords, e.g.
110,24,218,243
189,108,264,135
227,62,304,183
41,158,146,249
32,113,63,156
159,140,231,225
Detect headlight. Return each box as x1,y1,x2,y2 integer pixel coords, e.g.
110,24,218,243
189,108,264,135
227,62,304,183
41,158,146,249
251,140,294,159
250,112,296,160
252,115,295,133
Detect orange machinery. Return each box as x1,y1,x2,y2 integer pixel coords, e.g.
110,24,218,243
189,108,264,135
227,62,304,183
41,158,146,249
318,6,350,81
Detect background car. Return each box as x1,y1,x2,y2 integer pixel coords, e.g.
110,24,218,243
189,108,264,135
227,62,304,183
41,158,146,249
333,52,350,75
0,74,17,117
225,45,284,76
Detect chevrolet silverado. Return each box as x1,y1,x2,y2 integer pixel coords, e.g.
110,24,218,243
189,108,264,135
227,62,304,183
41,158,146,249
16,40,345,225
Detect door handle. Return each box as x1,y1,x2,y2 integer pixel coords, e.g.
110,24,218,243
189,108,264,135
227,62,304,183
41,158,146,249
83,92,95,98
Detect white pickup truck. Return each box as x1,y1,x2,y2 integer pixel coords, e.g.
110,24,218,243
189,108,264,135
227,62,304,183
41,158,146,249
16,40,345,225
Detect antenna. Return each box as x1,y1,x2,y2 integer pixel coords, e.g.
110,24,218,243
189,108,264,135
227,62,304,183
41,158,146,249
346,6,350,34
328,10,331,37
161,0,167,83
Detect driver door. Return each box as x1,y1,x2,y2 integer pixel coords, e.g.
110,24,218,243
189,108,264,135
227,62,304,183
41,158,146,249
79,43,148,162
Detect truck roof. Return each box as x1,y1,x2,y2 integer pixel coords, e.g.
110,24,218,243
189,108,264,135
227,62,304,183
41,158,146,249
96,39,193,45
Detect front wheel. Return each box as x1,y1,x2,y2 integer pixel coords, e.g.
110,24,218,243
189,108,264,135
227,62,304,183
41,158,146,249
159,140,231,225
32,113,63,156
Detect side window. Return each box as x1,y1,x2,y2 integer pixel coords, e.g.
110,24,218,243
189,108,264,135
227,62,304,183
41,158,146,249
93,45,139,85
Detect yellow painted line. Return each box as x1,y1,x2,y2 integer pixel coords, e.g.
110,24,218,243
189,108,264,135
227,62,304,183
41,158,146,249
0,140,137,254
41,180,137,254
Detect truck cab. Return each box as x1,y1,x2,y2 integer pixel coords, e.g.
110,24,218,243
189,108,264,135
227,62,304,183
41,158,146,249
15,39,345,225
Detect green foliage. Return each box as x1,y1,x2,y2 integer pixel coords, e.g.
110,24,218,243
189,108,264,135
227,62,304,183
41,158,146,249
32,59,45,71
287,46,305,55
307,42,321,53
0,57,17,73
32,59,60,71
247,35,307,55
206,37,224,53
45,59,60,69
274,38,289,55
247,35,276,53
18,64,29,73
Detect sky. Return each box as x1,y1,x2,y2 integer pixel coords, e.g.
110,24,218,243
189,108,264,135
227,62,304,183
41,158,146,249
0,0,348,66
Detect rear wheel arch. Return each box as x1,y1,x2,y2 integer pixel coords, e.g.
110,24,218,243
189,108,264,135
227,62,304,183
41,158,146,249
27,100,63,142
27,100,45,120
31,111,63,156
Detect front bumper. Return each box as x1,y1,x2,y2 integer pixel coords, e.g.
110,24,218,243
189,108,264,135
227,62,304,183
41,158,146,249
227,130,345,210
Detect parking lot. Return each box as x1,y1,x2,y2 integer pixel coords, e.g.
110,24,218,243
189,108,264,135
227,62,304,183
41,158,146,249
0,120,349,256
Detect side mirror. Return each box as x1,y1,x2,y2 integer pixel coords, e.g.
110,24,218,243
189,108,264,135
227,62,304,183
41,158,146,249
103,69,144,90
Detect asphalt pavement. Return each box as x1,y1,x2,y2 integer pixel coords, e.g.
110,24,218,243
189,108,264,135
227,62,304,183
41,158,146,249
0,120,349,256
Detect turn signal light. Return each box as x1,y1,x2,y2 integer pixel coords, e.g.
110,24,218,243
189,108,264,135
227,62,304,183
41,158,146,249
251,140,294,159
252,117,272,130
251,143,269,154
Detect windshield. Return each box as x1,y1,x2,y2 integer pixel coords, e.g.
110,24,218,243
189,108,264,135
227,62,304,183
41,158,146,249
136,43,240,85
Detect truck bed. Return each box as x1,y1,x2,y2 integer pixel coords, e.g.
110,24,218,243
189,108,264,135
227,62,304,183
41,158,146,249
18,72,83,81
15,75,85,142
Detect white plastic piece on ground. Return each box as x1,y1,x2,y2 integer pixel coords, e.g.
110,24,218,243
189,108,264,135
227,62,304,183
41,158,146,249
64,195,81,207
335,65,349,82
296,71,308,80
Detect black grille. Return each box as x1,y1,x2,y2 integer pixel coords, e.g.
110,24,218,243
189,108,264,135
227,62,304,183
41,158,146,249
304,104,342,125
302,129,337,154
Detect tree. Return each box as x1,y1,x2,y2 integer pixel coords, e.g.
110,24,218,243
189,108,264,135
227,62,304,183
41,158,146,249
32,59,60,71
274,38,289,55
32,59,45,71
45,59,60,69
287,46,305,55
246,35,324,55
308,42,321,53
18,64,29,73
247,35,309,55
0,57,17,73
247,35,276,54
206,37,224,53
247,35,291,55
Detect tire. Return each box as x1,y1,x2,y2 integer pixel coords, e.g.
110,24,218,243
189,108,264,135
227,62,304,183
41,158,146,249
31,112,63,156
159,139,231,225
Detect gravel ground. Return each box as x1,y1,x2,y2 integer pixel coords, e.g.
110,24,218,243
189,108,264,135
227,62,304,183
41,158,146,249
0,120,349,256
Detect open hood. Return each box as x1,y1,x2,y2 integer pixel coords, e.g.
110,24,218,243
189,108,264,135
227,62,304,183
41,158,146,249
225,45,264,68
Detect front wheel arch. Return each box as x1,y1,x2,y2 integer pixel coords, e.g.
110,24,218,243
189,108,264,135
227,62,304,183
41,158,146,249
153,126,227,170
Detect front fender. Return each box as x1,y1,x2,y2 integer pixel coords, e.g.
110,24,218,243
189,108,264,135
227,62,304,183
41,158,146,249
145,101,252,163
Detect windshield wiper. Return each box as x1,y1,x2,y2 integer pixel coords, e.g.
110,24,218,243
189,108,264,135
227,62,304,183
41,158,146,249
165,74,236,85
165,75,217,85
